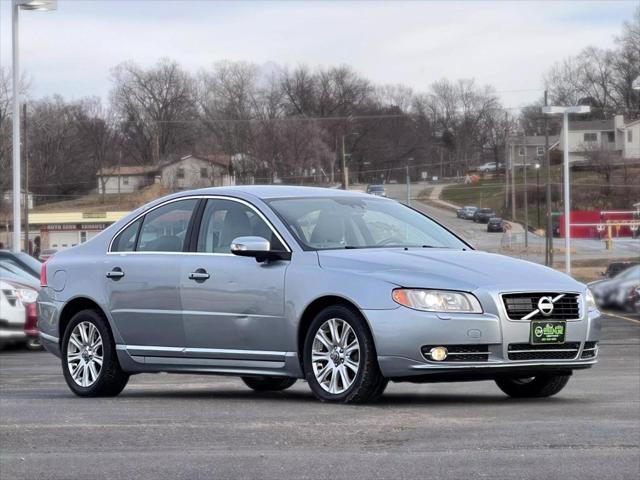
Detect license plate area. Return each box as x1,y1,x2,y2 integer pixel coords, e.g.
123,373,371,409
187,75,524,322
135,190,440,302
530,320,566,345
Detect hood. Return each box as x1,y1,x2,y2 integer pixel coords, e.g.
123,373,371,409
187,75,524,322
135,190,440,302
317,248,583,292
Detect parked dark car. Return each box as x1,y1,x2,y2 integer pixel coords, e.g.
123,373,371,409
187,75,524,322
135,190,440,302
601,262,639,278
366,184,387,197
588,265,640,310
457,205,478,219
487,217,504,232
473,208,496,223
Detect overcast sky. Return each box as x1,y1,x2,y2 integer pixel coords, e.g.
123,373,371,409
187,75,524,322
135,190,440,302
0,0,636,108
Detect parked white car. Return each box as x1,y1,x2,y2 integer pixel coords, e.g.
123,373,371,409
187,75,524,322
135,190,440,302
477,162,497,173
0,280,33,349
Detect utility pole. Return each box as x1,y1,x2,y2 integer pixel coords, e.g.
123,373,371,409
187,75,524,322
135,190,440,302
504,112,509,210
522,132,529,248
341,134,348,190
511,143,516,222
22,102,29,253
536,164,541,228
406,157,412,206
544,90,553,266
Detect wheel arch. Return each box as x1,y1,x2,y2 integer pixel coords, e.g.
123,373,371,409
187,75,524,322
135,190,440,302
58,297,111,347
296,295,376,369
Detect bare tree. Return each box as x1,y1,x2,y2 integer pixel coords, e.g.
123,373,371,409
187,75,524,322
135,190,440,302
73,98,121,203
111,58,196,165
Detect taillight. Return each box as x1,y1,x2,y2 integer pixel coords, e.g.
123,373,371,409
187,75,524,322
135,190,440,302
40,262,48,287
24,303,38,334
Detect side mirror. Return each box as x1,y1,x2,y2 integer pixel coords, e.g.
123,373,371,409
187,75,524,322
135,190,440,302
230,236,291,262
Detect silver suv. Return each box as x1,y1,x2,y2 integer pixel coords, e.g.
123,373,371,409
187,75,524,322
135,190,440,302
37,186,601,403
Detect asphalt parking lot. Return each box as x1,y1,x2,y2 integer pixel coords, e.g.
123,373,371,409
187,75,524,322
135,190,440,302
1,313,638,480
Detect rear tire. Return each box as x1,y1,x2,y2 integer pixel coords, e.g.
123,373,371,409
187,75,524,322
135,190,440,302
241,376,296,392
61,309,129,397
495,374,570,398
303,304,387,404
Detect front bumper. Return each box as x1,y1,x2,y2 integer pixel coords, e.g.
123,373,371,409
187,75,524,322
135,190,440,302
364,306,601,378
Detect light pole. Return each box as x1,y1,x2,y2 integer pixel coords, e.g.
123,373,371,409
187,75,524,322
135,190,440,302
341,132,358,190
535,162,541,229
542,105,590,274
11,0,57,252
521,131,529,248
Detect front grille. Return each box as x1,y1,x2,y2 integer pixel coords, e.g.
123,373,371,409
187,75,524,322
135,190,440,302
502,293,580,320
422,344,490,362
581,341,599,359
508,342,580,361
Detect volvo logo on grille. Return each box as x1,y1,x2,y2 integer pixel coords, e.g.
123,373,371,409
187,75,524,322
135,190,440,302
537,296,555,316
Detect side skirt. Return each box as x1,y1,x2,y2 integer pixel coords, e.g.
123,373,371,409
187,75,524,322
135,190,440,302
115,347,303,378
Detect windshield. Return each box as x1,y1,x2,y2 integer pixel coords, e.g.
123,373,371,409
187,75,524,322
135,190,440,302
0,261,38,284
268,197,468,250
0,256,40,279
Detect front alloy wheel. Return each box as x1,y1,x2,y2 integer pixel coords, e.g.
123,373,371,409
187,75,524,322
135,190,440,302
304,305,387,403
312,318,360,394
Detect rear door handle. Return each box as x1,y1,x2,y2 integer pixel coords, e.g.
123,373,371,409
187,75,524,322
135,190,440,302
188,268,210,281
106,267,125,280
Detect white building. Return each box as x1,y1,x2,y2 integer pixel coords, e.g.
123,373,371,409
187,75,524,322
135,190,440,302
622,119,640,160
160,155,234,190
96,166,158,194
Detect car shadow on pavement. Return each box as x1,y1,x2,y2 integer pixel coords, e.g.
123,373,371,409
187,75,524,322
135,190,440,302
115,387,591,406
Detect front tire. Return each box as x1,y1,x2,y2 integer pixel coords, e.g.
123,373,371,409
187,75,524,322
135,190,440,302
241,376,296,392
303,305,387,404
61,309,129,397
495,374,570,398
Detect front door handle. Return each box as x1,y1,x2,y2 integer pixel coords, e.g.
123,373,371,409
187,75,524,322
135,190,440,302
106,267,125,280
188,268,210,282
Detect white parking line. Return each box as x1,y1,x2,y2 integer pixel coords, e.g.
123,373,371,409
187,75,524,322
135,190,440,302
604,311,640,325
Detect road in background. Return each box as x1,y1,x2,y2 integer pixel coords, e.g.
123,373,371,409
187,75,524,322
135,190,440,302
381,182,640,263
1,314,638,480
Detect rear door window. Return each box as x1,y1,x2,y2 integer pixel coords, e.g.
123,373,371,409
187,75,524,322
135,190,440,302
136,199,198,252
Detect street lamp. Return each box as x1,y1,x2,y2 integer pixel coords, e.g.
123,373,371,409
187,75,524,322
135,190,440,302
11,0,57,252
542,105,590,274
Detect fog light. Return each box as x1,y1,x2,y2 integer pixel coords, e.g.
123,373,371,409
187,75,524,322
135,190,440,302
429,346,448,361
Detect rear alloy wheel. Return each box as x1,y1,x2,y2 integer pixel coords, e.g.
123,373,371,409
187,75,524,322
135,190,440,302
304,305,387,403
61,309,129,397
241,376,296,392
495,374,571,398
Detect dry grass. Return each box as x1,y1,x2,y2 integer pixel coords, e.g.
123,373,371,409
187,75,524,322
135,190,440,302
32,184,171,213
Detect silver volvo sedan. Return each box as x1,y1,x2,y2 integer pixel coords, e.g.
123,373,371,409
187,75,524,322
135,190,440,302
37,186,601,403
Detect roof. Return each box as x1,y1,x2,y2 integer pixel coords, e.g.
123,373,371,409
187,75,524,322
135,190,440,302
97,165,158,177
178,185,369,200
160,154,231,170
568,119,614,132
507,135,559,146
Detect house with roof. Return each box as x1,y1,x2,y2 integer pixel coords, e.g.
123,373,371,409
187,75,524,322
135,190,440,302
557,115,624,163
97,154,234,194
506,135,560,167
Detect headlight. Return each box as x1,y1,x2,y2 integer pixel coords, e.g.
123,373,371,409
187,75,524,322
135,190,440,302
392,289,482,313
586,289,598,312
